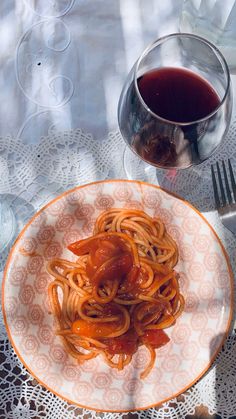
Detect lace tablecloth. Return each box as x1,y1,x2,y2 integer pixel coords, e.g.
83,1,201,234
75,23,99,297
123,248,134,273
0,126,236,419
0,0,236,418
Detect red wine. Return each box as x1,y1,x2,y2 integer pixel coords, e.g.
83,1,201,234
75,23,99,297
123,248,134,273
138,67,220,123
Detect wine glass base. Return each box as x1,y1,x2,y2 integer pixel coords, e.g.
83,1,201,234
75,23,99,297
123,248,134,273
0,201,16,252
123,146,158,183
123,146,204,199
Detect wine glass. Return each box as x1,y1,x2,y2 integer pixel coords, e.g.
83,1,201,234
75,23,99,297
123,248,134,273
118,33,232,176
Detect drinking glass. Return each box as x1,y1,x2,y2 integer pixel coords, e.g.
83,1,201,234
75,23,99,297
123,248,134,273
179,0,236,72
118,33,232,173
0,199,15,252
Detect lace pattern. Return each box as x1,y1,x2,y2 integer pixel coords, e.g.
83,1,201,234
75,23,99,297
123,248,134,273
0,125,236,418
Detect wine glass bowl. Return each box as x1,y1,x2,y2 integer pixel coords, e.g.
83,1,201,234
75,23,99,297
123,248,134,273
118,33,232,170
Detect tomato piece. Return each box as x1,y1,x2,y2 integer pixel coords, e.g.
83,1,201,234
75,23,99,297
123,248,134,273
122,267,149,297
101,236,127,253
93,245,117,266
86,263,94,278
105,329,139,355
72,319,120,338
68,235,128,257
141,329,170,348
86,254,97,278
68,237,99,256
91,252,133,286
126,266,140,285
86,239,126,278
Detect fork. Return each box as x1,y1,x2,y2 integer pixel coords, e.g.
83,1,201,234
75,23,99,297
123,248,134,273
211,159,236,235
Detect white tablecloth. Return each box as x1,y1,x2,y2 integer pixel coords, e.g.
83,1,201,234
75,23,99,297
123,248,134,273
0,0,183,143
0,1,236,418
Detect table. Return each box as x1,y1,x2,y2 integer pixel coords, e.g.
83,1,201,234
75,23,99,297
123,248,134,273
0,1,235,418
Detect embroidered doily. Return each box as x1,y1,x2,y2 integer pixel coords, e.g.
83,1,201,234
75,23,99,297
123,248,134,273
0,125,236,419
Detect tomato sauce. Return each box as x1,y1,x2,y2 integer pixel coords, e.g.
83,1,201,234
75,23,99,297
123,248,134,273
104,329,139,355
141,329,170,348
72,319,120,338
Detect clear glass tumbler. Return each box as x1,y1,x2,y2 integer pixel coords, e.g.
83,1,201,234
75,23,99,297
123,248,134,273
180,0,236,72
0,199,15,252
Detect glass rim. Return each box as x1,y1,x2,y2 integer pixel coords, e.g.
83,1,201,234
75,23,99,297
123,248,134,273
134,32,231,126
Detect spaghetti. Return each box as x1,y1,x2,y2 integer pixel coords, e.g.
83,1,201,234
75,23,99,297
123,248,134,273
47,208,184,379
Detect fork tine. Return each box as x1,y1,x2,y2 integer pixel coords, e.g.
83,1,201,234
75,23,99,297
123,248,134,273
222,160,233,204
228,159,236,202
211,164,221,209
216,162,227,206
